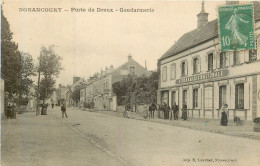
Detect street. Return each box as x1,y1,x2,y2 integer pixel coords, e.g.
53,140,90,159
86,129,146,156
2,107,260,166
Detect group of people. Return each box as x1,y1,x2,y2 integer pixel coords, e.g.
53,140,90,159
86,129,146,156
158,102,188,121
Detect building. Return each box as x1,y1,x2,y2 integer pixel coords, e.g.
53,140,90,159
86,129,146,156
90,55,150,110
57,84,69,106
157,2,260,120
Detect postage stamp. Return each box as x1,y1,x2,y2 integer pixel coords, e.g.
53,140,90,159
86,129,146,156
218,4,255,51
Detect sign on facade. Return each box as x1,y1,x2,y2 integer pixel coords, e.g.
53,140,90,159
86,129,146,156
176,69,229,84
218,4,255,51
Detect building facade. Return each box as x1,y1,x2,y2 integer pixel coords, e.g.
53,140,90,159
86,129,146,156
157,2,260,120
89,55,150,110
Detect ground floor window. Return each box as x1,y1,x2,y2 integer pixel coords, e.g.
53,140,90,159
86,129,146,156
161,91,169,105
219,85,226,108
235,83,244,109
204,87,213,109
183,90,187,106
193,88,198,108
171,91,176,105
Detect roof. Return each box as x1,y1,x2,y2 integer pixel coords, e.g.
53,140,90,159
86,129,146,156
158,2,260,61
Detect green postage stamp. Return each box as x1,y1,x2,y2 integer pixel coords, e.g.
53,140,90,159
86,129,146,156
218,4,255,51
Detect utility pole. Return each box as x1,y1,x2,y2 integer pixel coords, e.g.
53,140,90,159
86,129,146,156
36,55,41,116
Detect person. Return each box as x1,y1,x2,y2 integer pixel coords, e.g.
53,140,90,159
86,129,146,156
124,104,131,118
182,104,188,120
61,103,68,118
170,104,174,121
162,102,167,119
157,104,161,118
174,102,179,120
52,103,54,109
6,104,12,119
148,105,153,118
220,104,228,126
151,103,156,118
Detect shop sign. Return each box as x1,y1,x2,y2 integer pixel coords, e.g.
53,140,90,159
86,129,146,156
176,69,229,84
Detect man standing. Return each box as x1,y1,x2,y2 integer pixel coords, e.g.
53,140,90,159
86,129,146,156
173,102,179,120
61,104,68,118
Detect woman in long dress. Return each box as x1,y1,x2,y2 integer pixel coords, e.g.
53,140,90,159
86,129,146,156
220,104,228,126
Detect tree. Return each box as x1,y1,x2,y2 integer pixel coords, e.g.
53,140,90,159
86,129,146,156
112,71,158,106
37,46,62,104
1,8,22,98
71,86,81,106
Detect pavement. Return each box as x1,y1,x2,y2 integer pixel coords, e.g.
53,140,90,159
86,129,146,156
88,108,260,141
2,107,260,166
1,109,124,166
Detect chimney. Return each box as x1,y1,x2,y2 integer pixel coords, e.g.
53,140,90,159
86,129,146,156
128,54,132,61
197,1,208,29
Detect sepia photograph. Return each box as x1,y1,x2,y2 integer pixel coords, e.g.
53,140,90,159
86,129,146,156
1,0,260,166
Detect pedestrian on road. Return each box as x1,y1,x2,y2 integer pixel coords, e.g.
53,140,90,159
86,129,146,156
182,104,188,120
220,104,228,126
166,105,170,119
151,103,156,118
173,102,179,120
61,104,68,118
52,103,54,109
149,105,153,118
162,102,167,119
157,104,161,118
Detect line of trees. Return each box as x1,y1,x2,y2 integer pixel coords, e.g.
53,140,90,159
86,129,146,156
1,8,63,112
112,71,158,106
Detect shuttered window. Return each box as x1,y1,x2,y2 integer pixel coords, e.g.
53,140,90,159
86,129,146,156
219,85,227,109
193,88,198,108
181,62,186,76
170,63,176,79
204,87,213,109
183,90,187,105
193,58,199,74
220,52,226,68
249,50,257,62
162,66,167,82
208,53,213,71
233,51,240,65
235,83,244,109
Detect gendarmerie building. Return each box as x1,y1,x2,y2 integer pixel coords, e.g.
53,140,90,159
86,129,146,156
157,1,260,120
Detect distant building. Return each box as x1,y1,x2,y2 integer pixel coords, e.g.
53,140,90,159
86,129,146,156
57,84,69,106
157,2,260,120
91,55,151,110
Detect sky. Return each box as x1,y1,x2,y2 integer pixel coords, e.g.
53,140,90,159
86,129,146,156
2,0,228,86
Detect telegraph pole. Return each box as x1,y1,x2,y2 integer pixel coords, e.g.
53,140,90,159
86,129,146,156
36,54,42,116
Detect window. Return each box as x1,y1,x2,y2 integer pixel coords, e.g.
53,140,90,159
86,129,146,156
249,50,257,62
171,91,176,105
204,87,213,109
170,63,176,79
219,85,227,109
193,58,199,74
162,66,167,82
181,61,187,76
233,51,240,65
130,67,135,75
220,52,226,68
193,88,198,108
208,53,213,71
183,90,187,105
235,83,244,109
